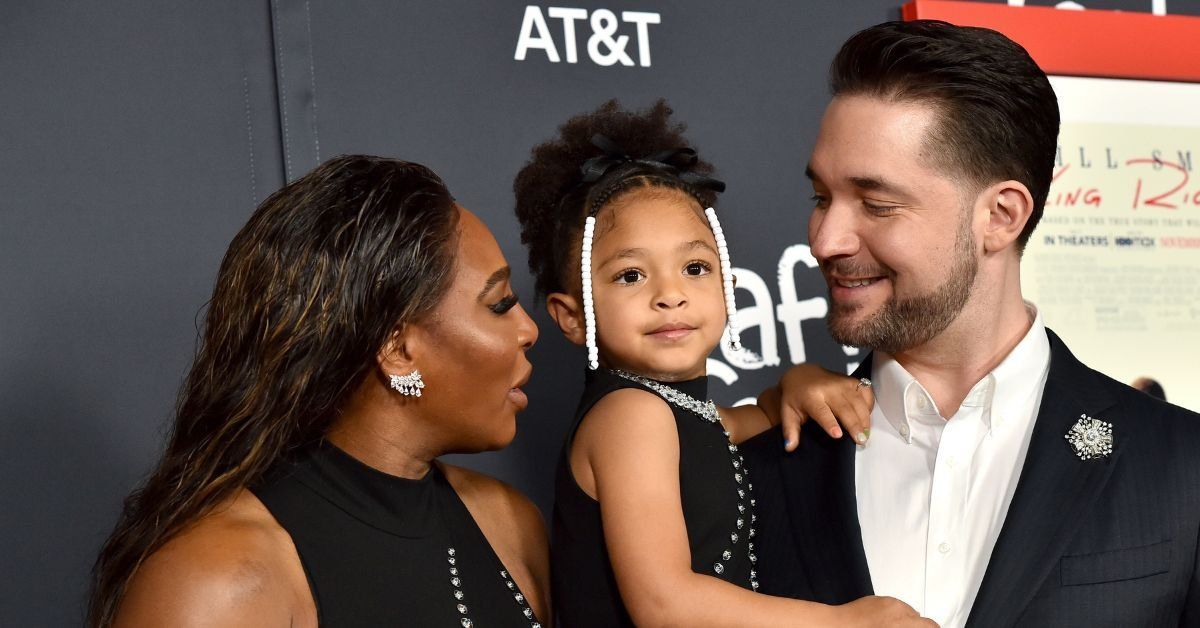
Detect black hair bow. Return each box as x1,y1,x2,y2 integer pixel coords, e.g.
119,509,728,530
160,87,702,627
579,134,726,193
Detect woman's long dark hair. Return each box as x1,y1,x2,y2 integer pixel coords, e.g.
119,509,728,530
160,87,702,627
88,155,460,626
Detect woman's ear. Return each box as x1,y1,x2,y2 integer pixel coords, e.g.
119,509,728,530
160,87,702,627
546,292,585,346
982,180,1034,255
377,325,418,375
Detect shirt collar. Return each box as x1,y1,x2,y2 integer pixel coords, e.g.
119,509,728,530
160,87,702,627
988,303,1051,430
871,303,1050,442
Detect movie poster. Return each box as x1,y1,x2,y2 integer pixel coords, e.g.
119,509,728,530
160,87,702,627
1024,76,1200,411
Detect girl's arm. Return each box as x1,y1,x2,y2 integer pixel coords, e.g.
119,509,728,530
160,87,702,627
571,387,928,628
722,364,874,450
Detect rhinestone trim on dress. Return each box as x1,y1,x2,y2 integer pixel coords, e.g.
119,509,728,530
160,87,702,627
445,547,472,627
500,569,542,627
610,370,721,423
609,369,759,591
444,550,541,627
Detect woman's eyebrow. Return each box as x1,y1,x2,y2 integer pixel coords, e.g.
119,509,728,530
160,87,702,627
476,266,511,300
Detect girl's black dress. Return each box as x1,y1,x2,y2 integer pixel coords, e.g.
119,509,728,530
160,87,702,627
253,441,543,628
551,369,757,627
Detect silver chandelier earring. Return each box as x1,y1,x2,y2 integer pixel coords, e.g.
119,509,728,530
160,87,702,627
389,370,426,397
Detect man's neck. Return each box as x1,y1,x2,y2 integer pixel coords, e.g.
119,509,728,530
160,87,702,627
890,295,1033,418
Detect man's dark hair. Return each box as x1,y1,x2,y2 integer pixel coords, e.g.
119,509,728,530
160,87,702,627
1134,377,1167,401
830,19,1059,251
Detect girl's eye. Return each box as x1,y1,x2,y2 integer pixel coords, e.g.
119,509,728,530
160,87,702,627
684,261,711,276
614,269,645,285
489,294,519,314
811,194,830,209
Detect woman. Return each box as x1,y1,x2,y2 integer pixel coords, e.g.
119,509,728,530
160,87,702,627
89,155,548,627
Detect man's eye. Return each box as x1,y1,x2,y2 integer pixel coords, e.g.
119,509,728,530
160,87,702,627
863,201,899,214
811,194,830,209
684,261,711,276
614,269,644,284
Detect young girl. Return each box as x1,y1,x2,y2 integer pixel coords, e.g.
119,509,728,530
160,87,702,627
514,101,928,626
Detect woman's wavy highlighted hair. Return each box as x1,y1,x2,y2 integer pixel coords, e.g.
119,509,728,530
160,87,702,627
88,155,460,626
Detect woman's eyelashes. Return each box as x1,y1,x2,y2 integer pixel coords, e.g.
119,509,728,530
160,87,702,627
489,293,519,314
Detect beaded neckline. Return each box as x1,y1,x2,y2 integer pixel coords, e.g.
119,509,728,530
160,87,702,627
609,369,720,423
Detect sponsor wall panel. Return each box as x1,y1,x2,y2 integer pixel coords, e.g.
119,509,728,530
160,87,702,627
5,1,1197,624
0,2,283,624
269,0,920,510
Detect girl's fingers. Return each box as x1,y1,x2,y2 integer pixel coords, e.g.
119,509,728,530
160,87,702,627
782,411,803,452
855,378,876,406
827,394,869,445
803,403,843,441
845,390,874,440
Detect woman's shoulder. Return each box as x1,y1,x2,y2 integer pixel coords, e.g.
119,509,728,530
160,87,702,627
440,463,543,532
114,490,313,627
440,463,550,622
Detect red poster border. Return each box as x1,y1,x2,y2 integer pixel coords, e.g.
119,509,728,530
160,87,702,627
903,0,1200,82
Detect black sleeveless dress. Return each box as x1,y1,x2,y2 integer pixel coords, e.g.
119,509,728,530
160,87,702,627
551,369,758,627
253,441,543,628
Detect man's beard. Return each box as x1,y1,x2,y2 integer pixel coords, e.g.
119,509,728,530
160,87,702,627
825,218,978,355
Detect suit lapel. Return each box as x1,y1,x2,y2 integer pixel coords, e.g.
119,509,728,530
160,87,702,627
968,330,1126,628
778,358,874,603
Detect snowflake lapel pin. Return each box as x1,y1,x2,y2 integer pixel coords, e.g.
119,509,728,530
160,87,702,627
1065,414,1114,460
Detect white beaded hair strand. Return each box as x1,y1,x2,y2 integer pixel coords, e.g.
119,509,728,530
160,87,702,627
582,215,599,369
704,207,742,351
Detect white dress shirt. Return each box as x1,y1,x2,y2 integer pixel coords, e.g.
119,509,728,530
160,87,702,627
855,305,1051,628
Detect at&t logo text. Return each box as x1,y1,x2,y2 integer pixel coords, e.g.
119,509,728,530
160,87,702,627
514,6,660,67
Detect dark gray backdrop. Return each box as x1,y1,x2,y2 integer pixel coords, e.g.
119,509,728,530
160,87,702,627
3,1,1190,624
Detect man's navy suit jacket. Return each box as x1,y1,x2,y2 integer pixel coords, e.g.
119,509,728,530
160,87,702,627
742,329,1200,627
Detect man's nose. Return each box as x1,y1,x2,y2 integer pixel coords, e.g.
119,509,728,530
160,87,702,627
809,203,861,262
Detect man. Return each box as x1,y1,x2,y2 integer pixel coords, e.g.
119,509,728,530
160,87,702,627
752,19,1200,628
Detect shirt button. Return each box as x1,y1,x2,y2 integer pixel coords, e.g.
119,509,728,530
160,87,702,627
938,542,951,554
899,424,910,438
946,456,956,469
917,397,929,410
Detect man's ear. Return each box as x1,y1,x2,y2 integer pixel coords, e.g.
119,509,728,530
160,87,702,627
377,325,419,376
981,180,1034,254
546,292,585,346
